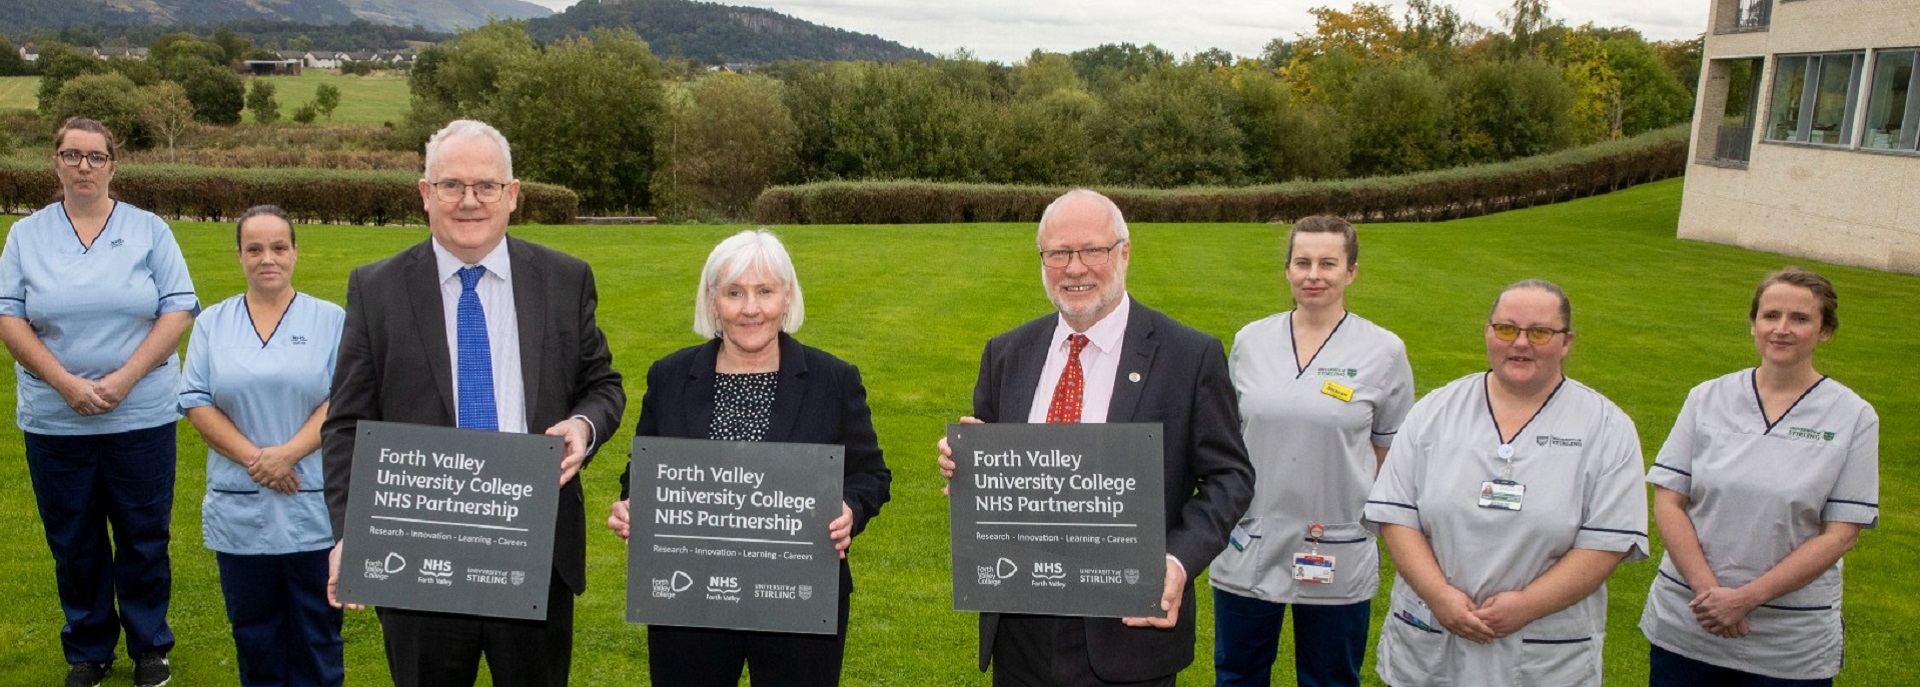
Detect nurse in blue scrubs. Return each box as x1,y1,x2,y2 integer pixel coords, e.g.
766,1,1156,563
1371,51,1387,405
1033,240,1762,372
0,118,198,687
179,205,346,687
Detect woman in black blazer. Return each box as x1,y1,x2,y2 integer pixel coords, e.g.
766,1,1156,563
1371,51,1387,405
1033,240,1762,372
608,229,891,687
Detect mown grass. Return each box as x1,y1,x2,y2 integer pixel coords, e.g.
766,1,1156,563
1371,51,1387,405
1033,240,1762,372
0,177,1915,686
0,72,413,126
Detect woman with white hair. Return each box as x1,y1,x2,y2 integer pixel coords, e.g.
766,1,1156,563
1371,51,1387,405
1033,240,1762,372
606,229,891,686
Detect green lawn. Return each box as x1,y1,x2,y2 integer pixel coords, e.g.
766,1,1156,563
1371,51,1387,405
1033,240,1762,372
0,177,1915,685
240,71,412,126
0,72,413,126
0,76,36,110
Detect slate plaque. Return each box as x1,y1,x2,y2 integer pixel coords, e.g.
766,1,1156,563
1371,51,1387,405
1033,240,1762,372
948,423,1166,618
626,436,844,635
336,421,561,620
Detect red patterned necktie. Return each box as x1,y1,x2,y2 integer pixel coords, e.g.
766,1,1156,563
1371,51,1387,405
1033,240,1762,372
1045,334,1090,424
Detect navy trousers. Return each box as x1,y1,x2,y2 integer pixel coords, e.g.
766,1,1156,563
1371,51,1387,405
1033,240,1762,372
1212,589,1370,687
24,422,177,665
1649,643,1834,687
646,590,851,687
216,549,345,687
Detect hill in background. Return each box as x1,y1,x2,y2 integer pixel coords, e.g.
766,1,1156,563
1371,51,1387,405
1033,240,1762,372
527,0,931,63
7,0,551,34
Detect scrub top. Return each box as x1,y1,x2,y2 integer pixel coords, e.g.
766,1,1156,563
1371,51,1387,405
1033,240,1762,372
1212,311,1415,604
179,292,344,555
1364,373,1649,687
1639,370,1879,680
0,202,199,435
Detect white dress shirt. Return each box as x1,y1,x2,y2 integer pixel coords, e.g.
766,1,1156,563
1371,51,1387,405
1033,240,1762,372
432,238,527,434
1027,295,1132,424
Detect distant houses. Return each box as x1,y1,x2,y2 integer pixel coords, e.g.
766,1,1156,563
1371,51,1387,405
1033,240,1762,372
11,44,416,72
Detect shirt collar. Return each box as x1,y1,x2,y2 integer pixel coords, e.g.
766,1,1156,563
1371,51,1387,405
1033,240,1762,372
432,237,512,286
1052,294,1130,356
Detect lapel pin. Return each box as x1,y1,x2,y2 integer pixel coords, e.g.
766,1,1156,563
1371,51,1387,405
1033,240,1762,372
1129,372,1142,383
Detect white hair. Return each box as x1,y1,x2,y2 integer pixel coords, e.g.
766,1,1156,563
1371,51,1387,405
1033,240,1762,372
693,229,806,339
1036,188,1130,247
424,119,514,180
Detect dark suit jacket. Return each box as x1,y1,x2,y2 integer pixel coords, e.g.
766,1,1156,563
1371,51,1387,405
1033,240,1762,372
323,236,625,596
619,333,892,606
971,301,1253,682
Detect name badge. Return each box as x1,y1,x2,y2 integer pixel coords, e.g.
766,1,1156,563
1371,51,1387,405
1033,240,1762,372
1321,380,1354,403
1478,479,1525,510
1292,553,1335,584
1228,524,1256,552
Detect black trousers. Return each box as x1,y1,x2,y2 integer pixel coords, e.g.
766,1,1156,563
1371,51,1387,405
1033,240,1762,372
375,576,573,687
646,591,851,687
992,615,1177,687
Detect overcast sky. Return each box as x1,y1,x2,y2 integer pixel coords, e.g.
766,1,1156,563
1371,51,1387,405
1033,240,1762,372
518,0,1707,62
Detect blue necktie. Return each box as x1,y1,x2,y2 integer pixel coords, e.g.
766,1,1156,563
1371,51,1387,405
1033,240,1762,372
456,265,497,431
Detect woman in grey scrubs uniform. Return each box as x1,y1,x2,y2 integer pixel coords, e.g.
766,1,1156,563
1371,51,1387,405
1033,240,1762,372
1640,268,1877,687
1211,216,1414,687
1364,280,1648,687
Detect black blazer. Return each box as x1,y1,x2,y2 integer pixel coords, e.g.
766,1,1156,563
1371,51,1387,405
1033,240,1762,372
323,236,625,595
619,333,892,603
970,301,1253,682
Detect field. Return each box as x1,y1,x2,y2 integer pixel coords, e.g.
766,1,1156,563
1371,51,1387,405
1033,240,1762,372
0,177,1916,685
0,72,414,126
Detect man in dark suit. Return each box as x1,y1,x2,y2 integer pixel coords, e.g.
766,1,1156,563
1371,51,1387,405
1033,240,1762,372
939,189,1254,686
321,120,624,687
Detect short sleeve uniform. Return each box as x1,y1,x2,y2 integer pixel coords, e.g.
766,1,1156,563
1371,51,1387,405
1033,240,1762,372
0,202,199,435
1364,373,1649,687
179,293,344,554
1211,312,1415,604
1639,370,1879,680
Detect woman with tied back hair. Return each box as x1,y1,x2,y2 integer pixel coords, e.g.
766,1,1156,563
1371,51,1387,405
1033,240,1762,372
179,206,347,687
1210,216,1415,687
1364,280,1648,687
0,117,199,687
1640,268,1878,687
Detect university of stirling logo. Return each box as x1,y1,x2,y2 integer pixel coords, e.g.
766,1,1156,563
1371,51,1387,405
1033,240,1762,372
1786,427,1837,442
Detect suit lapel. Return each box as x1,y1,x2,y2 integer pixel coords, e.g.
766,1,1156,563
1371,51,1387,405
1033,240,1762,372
766,334,806,442
685,340,721,437
509,237,546,420
1004,319,1051,422
403,242,457,421
1105,303,1159,423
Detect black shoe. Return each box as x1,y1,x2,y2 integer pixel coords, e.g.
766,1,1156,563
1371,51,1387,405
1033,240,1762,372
63,661,109,687
132,652,170,687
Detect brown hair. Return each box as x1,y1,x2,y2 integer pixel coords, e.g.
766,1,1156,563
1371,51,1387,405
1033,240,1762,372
236,205,296,248
1490,279,1572,329
1750,267,1838,334
53,117,119,155
1286,215,1359,266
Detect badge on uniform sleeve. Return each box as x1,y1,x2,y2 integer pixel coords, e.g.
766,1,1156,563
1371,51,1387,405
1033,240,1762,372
1321,380,1354,402
1477,479,1525,510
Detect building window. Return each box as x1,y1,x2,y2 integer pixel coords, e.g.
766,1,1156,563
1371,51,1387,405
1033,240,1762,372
1698,58,1765,166
1716,0,1772,34
1863,49,1920,152
1767,52,1864,146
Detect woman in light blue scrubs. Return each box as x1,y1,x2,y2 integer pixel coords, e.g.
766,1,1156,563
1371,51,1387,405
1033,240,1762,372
0,118,198,687
179,206,345,687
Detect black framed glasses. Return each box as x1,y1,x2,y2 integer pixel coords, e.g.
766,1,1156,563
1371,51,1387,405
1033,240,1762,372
430,180,507,203
1488,323,1569,345
1040,240,1126,268
56,150,113,168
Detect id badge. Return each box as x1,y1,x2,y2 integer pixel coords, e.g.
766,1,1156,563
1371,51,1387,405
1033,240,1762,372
1478,479,1525,510
1321,380,1355,402
1292,553,1335,584
1393,598,1443,634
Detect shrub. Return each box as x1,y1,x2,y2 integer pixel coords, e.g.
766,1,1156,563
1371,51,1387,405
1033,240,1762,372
49,73,146,147
0,159,578,225
246,80,281,124
752,124,1687,225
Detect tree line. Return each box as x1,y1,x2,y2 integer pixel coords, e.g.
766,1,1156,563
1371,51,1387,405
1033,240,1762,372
400,0,1697,217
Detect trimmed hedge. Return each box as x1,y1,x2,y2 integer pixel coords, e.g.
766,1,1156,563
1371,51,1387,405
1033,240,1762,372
753,125,1688,225
0,159,578,225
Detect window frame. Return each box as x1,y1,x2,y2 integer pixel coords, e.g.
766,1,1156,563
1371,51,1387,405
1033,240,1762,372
1861,48,1920,153
1764,51,1866,147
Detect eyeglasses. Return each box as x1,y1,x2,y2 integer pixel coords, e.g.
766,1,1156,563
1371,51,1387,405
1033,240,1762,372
1488,323,1569,345
430,180,507,203
57,150,113,168
1040,241,1126,268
